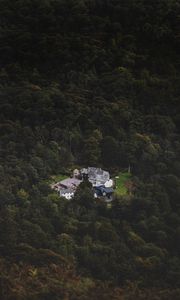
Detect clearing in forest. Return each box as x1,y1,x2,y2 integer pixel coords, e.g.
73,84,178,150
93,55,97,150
114,172,132,196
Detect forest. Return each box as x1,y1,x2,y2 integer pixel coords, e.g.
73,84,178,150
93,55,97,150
0,0,180,299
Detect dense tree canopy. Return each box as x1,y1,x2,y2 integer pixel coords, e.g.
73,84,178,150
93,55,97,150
0,0,179,299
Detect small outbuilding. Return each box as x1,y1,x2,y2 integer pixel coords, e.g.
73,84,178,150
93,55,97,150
73,169,80,178
60,188,74,200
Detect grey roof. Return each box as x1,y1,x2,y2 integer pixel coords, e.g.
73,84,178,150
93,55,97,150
96,168,104,175
86,167,110,183
59,178,82,188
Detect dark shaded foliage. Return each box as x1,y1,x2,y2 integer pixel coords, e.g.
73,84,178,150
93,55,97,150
0,0,179,298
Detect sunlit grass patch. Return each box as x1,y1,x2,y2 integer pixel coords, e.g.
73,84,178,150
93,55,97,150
46,174,69,184
114,172,132,196
51,174,68,182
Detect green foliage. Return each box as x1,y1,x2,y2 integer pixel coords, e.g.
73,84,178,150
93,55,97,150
0,0,179,297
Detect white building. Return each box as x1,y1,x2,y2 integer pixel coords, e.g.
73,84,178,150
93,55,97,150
60,188,74,200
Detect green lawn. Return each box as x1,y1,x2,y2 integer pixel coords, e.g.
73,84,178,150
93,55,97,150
114,172,132,196
51,174,69,182
46,174,68,184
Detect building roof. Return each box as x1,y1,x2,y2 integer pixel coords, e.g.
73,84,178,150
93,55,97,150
94,186,114,194
59,178,82,188
81,167,110,183
60,188,74,195
105,179,113,187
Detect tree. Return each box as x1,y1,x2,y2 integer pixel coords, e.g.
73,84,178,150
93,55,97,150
83,130,102,165
101,136,119,168
73,181,95,210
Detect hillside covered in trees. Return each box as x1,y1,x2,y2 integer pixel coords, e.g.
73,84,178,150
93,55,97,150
0,0,180,298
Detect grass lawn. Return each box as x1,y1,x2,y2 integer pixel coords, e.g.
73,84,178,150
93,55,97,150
51,174,68,182
46,174,69,184
114,172,132,196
